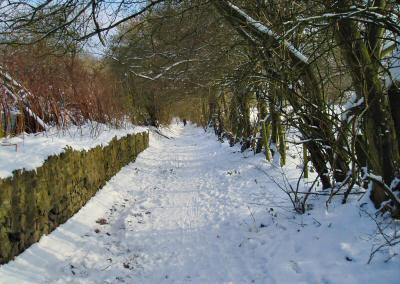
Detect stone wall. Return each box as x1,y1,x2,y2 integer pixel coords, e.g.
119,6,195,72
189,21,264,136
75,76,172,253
0,131,149,264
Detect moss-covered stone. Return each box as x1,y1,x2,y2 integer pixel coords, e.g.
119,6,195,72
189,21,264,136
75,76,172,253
0,131,149,264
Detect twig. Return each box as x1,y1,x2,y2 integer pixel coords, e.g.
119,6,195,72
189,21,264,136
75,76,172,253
247,206,259,233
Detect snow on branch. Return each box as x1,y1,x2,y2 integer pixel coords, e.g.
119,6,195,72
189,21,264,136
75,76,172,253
0,66,48,131
283,7,400,36
364,173,400,211
129,59,197,81
225,1,309,64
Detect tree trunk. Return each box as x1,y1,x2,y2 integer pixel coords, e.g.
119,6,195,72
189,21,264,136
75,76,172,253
303,144,309,179
388,84,400,151
279,123,286,166
334,1,399,206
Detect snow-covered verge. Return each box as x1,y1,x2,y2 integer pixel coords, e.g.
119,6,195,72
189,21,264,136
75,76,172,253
0,123,398,283
0,123,147,178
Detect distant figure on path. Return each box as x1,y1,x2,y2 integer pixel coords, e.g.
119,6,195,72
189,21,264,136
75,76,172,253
183,119,187,126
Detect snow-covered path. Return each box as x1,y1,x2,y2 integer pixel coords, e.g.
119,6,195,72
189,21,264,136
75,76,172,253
0,124,398,283
0,125,270,283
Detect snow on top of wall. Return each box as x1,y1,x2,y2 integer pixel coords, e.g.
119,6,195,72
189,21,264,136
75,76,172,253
0,123,147,178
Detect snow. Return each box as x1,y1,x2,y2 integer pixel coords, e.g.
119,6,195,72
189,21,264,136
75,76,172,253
341,92,364,122
0,123,147,178
227,2,309,64
0,67,49,130
0,123,398,283
269,142,282,166
249,106,258,125
23,105,48,130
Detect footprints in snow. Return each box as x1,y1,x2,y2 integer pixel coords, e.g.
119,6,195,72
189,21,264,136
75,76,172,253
66,196,154,282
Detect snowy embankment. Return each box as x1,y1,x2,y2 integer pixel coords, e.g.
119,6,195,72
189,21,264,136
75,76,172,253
0,123,398,283
0,123,147,178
